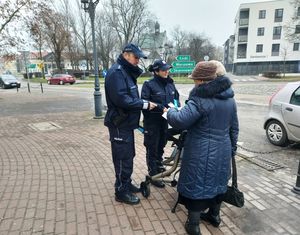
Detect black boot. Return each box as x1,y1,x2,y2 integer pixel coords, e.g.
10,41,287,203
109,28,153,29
185,210,201,235
129,183,140,193
115,192,140,205
200,203,221,227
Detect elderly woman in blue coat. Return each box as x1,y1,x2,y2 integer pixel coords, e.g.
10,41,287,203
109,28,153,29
167,61,239,235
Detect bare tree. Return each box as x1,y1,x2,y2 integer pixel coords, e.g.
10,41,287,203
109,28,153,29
0,0,46,54
40,9,71,71
285,0,300,42
104,0,152,47
69,0,92,70
280,45,289,77
171,26,189,55
95,11,118,70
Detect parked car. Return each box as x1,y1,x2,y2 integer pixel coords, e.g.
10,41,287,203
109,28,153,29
48,74,76,85
264,81,300,146
0,74,21,89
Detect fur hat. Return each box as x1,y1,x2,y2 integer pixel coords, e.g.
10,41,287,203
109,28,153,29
188,61,217,81
210,60,226,77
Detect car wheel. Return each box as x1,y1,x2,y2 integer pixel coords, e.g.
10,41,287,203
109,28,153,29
266,120,288,146
70,82,74,85
59,80,64,85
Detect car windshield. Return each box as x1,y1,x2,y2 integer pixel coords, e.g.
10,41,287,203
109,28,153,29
1,75,18,82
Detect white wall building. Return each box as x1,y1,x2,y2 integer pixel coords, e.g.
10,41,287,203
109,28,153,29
232,0,300,75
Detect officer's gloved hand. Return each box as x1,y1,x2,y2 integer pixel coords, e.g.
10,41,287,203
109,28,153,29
154,104,165,113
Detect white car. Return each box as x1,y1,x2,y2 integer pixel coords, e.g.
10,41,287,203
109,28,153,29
264,81,300,146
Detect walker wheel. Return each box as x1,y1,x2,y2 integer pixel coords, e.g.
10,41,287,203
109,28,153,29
171,180,177,187
140,181,150,198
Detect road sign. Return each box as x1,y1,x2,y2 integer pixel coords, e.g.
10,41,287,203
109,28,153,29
204,55,209,61
170,68,194,73
176,55,190,61
171,54,195,73
172,61,195,67
27,64,36,69
80,62,87,70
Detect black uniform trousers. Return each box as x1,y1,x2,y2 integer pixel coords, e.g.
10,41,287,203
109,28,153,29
143,118,168,176
108,127,135,193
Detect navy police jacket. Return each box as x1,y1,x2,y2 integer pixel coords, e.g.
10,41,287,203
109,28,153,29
167,76,239,200
141,75,179,122
104,55,144,130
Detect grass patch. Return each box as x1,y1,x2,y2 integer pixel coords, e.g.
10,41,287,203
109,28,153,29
267,76,300,82
22,78,48,83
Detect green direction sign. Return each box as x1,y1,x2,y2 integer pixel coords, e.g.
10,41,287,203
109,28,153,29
176,55,190,61
27,64,36,69
172,61,195,67
170,67,194,73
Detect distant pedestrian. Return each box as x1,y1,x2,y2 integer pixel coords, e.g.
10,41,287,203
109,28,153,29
104,43,156,205
167,61,239,235
141,59,180,188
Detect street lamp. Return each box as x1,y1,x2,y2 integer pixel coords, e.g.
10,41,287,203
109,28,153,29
81,0,103,118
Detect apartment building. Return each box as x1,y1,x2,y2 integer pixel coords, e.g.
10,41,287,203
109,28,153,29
227,0,300,75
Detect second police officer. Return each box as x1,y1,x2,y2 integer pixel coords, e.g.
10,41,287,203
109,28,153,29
141,59,180,188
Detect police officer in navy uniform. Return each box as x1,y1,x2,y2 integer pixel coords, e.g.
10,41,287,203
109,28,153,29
104,43,157,205
141,59,180,188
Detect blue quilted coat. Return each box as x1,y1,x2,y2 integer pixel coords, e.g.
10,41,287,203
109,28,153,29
167,76,239,199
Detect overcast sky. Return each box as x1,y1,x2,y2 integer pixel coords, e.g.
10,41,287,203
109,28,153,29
147,0,273,46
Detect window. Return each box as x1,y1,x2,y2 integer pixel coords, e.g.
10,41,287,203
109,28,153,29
273,26,282,39
257,27,265,36
295,25,300,34
274,8,283,22
256,44,263,53
271,44,280,56
294,43,300,51
290,87,300,106
259,10,266,19
298,7,300,17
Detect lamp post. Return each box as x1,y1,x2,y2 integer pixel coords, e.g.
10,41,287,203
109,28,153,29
81,0,102,118
21,50,31,93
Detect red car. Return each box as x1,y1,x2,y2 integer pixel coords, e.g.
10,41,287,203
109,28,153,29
48,74,76,85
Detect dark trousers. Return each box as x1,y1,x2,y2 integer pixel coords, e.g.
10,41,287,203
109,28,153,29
143,119,168,175
108,127,135,193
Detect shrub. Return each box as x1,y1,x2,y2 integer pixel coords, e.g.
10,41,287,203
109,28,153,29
263,71,280,78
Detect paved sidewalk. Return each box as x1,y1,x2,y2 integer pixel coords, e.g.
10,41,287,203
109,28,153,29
0,91,299,235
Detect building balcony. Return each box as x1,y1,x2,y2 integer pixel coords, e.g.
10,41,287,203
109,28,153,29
238,35,248,42
239,18,249,26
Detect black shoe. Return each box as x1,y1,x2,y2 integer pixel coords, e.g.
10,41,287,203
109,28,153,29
150,180,165,188
185,221,201,235
129,183,140,193
115,192,140,205
200,212,221,227
185,210,201,235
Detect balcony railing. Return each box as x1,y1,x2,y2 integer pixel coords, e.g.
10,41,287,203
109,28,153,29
238,35,248,42
271,51,279,56
237,53,247,59
239,18,249,26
